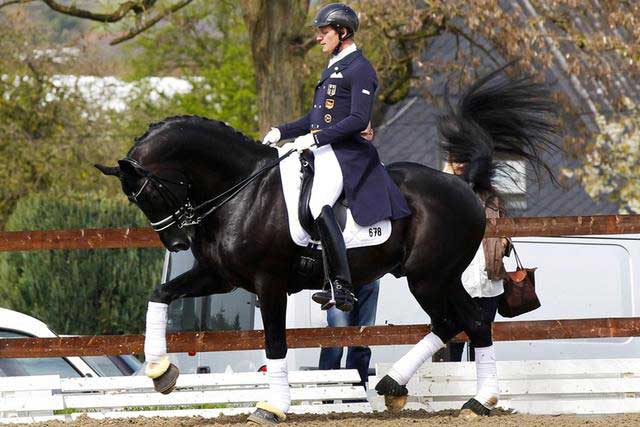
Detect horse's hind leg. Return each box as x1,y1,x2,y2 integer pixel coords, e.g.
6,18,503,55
374,278,460,412
375,276,498,416
446,283,499,418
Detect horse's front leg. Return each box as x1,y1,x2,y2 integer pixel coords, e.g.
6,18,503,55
144,263,233,393
247,284,289,425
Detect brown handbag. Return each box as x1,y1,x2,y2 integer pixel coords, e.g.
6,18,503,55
498,244,541,318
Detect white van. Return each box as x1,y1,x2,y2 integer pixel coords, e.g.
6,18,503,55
162,234,640,374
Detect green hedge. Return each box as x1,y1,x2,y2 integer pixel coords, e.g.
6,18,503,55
0,193,164,335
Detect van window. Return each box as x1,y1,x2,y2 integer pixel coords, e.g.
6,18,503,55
504,238,633,320
164,251,256,332
81,355,140,376
0,330,81,378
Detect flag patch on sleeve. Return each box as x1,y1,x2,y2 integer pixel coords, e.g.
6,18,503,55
362,89,371,95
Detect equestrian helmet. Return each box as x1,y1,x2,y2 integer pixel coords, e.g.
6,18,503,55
313,3,359,39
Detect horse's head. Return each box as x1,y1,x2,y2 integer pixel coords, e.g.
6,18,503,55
95,116,272,252
95,159,194,252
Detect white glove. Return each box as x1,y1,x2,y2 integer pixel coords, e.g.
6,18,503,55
293,133,317,153
262,127,281,146
280,141,295,153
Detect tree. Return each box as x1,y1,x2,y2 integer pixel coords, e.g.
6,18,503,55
3,0,639,210
239,0,312,131
123,1,258,136
0,12,124,227
563,101,640,213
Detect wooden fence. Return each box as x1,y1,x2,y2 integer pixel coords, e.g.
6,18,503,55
1,214,640,252
1,318,639,358
1,214,640,358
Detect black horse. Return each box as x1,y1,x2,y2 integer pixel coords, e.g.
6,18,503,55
96,65,557,424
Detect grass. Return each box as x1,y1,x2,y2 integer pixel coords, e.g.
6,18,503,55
54,402,229,415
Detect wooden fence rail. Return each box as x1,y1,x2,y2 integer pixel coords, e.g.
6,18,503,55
1,318,639,358
1,214,640,252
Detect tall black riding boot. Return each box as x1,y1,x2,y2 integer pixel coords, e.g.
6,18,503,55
311,205,355,312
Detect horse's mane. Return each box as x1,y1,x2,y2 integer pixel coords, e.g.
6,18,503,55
130,115,258,154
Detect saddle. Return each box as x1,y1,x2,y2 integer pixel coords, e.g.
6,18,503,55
298,150,347,241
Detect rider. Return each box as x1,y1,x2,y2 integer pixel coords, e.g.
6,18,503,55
262,3,411,312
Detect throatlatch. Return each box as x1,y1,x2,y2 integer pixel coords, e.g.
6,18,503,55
311,205,355,311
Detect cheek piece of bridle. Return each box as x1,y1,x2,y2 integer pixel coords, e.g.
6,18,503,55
120,147,297,232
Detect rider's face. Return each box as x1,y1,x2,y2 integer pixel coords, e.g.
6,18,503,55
316,26,340,54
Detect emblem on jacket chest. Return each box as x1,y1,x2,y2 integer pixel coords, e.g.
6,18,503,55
327,84,337,96
324,114,332,123
325,99,334,109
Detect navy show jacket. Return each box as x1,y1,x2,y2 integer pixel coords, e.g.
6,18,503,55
278,49,411,226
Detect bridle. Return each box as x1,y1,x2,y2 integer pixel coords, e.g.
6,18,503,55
122,148,295,232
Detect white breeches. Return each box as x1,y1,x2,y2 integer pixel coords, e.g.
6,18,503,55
309,144,343,219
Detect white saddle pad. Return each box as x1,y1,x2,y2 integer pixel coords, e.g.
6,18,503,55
277,146,391,249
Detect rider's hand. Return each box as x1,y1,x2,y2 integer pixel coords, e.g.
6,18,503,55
293,133,317,153
280,142,295,153
262,127,281,146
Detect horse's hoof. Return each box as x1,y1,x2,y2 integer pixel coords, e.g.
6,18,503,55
375,374,408,413
459,398,491,419
153,363,179,394
384,394,408,413
247,402,286,425
459,408,479,420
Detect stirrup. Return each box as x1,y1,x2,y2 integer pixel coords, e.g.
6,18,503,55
312,280,355,311
311,279,337,309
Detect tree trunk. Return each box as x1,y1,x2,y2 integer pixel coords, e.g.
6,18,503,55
240,0,311,135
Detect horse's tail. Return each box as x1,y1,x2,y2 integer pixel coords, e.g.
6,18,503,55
437,61,560,197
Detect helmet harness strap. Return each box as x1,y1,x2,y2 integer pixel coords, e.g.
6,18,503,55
332,25,353,55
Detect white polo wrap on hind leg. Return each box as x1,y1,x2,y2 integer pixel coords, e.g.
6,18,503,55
265,358,291,414
474,345,499,408
388,332,444,385
144,302,168,363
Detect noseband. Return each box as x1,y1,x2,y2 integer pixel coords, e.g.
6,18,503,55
121,158,196,231
122,148,295,232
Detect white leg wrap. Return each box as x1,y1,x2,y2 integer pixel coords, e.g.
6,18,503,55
388,332,444,385
474,345,499,408
144,302,168,363
266,358,291,413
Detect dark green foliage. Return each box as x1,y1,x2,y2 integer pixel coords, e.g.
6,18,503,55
123,1,258,138
0,194,164,335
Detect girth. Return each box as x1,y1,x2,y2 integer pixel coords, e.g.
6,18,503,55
298,150,347,241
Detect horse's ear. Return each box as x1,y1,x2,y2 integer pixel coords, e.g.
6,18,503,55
94,164,121,177
117,158,146,177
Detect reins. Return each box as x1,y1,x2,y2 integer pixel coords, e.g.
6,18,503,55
191,148,295,221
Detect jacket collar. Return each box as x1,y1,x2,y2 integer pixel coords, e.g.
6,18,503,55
328,43,357,68
318,49,362,85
